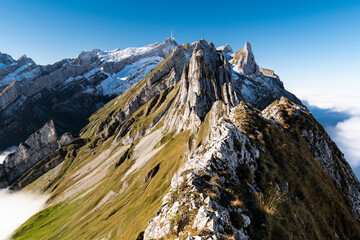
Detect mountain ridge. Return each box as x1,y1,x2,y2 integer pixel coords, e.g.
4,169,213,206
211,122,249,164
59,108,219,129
0,38,178,150
1,38,359,240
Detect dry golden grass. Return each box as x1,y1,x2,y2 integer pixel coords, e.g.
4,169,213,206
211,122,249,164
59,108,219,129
230,198,244,209
256,188,285,216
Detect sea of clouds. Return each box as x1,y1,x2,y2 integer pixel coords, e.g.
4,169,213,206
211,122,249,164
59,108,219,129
292,88,360,168
0,190,47,240
0,146,47,239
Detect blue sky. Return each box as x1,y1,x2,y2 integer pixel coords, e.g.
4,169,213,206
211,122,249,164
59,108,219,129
1,0,360,175
1,0,359,91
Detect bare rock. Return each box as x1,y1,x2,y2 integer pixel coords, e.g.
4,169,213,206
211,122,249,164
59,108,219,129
0,120,77,188
230,42,259,75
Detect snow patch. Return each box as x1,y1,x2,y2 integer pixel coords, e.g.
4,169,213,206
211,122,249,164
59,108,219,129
0,65,40,87
100,56,164,96
0,62,17,69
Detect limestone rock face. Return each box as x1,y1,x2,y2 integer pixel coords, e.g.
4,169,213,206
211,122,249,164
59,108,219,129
0,52,16,68
145,105,258,239
181,40,238,118
230,42,259,75
0,120,76,188
164,40,238,132
58,132,75,147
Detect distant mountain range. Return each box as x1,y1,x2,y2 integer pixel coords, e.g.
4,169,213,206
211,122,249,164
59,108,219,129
0,38,177,150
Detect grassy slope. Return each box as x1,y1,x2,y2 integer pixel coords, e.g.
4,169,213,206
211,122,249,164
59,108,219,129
13,129,190,239
10,49,360,239
232,103,360,239
12,53,191,239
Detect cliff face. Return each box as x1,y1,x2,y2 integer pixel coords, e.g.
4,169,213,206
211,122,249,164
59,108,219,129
0,120,78,189
229,42,301,110
163,40,238,133
7,40,360,240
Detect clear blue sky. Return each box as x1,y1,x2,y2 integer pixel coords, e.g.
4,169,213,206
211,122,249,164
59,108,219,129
1,0,360,90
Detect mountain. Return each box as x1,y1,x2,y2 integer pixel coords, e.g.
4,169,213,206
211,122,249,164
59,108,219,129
1,39,360,240
0,38,177,150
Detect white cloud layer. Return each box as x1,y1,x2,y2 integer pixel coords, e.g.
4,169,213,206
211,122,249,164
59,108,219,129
292,88,360,167
0,146,17,164
332,117,360,166
0,190,47,240
293,88,360,115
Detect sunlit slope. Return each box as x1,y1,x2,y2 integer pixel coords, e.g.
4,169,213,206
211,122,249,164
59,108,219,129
12,40,360,240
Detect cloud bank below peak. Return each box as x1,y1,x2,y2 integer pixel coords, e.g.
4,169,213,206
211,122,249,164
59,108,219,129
0,190,47,240
292,88,360,170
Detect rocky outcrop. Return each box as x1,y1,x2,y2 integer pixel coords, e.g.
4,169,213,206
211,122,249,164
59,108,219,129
0,120,77,188
164,40,238,132
228,42,301,110
230,42,259,75
262,97,360,220
217,44,233,56
145,104,258,239
0,52,15,67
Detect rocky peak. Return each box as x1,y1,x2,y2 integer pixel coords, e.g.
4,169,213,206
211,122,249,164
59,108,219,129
217,44,233,56
162,37,178,46
164,39,238,132
3,120,58,168
17,54,36,65
230,41,259,75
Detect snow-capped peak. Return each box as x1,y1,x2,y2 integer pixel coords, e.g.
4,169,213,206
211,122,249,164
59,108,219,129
73,38,178,64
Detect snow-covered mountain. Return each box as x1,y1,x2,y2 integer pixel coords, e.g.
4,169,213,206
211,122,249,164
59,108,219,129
0,38,299,151
0,38,178,150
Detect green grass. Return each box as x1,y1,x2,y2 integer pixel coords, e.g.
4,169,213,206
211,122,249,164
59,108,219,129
13,129,191,240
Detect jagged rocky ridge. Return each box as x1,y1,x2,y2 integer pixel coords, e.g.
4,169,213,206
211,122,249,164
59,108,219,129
8,39,360,240
0,120,83,189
